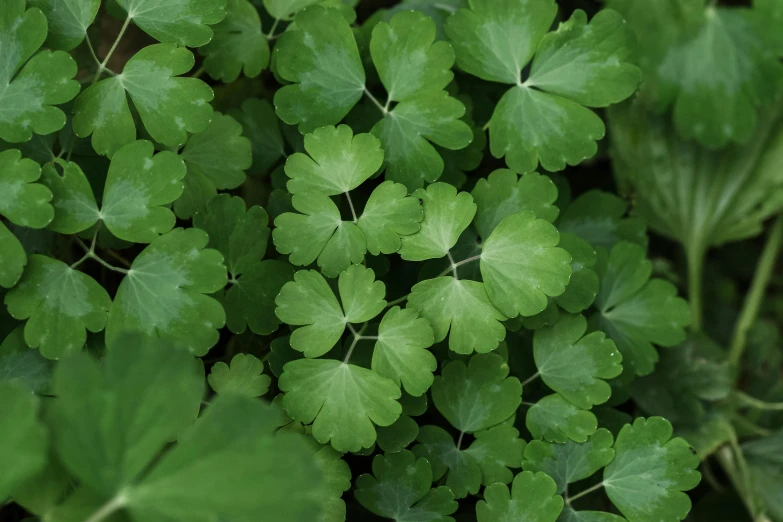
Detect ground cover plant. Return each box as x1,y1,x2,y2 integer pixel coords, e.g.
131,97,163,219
0,0,782,521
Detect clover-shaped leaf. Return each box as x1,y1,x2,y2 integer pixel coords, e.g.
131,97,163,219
0,223,27,288
0,150,54,229
275,265,386,358
229,98,285,175
200,0,268,83
40,160,99,235
115,0,228,47
106,228,228,356
558,190,647,250
357,180,424,255
526,394,597,443
208,353,271,397
556,233,599,313
477,471,563,522
29,0,100,51
0,0,80,143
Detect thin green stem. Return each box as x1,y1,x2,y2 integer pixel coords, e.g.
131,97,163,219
456,431,465,450
92,16,132,84
733,390,783,411
74,230,130,274
71,227,100,269
439,254,482,278
85,34,101,70
364,88,388,116
729,216,783,366
191,65,205,79
686,243,706,332
385,295,409,309
566,482,604,505
343,323,368,364
266,18,280,39
84,493,127,522
345,191,358,223
520,372,540,388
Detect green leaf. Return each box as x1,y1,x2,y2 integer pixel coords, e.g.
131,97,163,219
377,414,419,454
0,0,80,143
275,265,386,358
558,190,648,250
279,358,402,452
472,169,559,240
372,90,473,190
0,326,54,393
591,242,690,376
40,160,100,234
49,335,204,496
604,417,702,522
399,183,476,261
274,6,365,133
408,276,507,355
116,0,228,47
522,428,615,494
208,353,271,397
555,233,599,313
106,228,228,356
5,255,111,360
559,508,627,522
534,314,623,410
73,43,214,157
371,306,435,397
432,353,522,433
356,450,458,522
264,0,320,20
224,261,295,335
229,98,285,175
0,382,47,500
0,222,26,288
526,394,597,443
357,180,424,255
100,140,186,243
480,211,572,318
308,439,352,522
200,0,268,82
476,471,564,522
0,149,54,228
371,11,455,102
284,125,384,195
28,0,100,51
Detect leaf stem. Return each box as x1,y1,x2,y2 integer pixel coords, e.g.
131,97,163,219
345,191,358,223
266,18,280,39
520,372,540,388
686,243,705,332
191,65,205,79
92,16,132,84
85,34,102,70
733,390,783,411
456,431,465,450
364,88,388,116
343,323,368,364
728,215,783,367
440,253,482,278
385,295,409,309
74,232,130,274
84,493,127,522
565,482,604,505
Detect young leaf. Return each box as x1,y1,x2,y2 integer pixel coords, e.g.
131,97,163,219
355,450,458,522
28,0,100,51
480,211,572,318
0,222,26,288
5,255,111,359
208,353,271,397
432,353,522,433
0,0,80,143
476,471,564,522
533,314,623,410
526,394,597,443
0,149,54,229
106,228,228,356
200,0,268,83
275,265,386,358
115,0,228,47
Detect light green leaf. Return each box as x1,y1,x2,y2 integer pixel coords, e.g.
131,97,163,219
40,160,100,234
73,43,214,157
0,325,55,394
371,10,455,102
480,211,572,318
5,255,111,360
432,353,522,433
285,125,384,195
229,98,285,175
356,450,458,522
275,265,386,358
372,90,473,190
558,190,648,250
604,417,702,522
526,394,597,443
100,140,186,243
28,0,100,51
371,306,435,397
308,439,352,522
472,169,559,240
106,228,228,356
523,428,615,494
0,0,80,143
399,183,476,261
208,353,271,397
175,113,252,219
555,233,599,313
200,0,268,82
534,314,622,409
0,149,53,228
116,0,228,47
0,222,26,288
476,471,564,522
274,6,365,133
279,358,402,452
357,181,424,255
408,276,507,355
0,382,48,500
591,242,690,376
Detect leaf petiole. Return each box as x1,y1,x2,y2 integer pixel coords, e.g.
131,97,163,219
565,481,604,505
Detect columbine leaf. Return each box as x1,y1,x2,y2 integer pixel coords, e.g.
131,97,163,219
604,417,701,522
399,182,476,261
275,265,386,358
0,222,26,288
279,358,402,452
371,306,436,397
526,394,597,443
0,150,54,229
356,450,458,522
208,353,271,397
476,471,564,522
73,43,214,157
229,98,285,175
556,233,599,313
0,325,55,393
307,438,352,522
284,125,384,195
200,0,268,83
274,6,365,133
28,0,100,51
40,160,100,234
591,242,690,376
5,255,111,359
558,190,648,250
0,0,80,143
472,169,559,240
432,353,522,433
264,0,320,20
106,228,228,356
533,314,623,409
376,414,420,454
116,0,228,47
357,180,424,255
480,211,572,318
522,428,614,494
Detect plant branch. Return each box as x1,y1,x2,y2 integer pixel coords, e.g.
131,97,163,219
73,230,130,274
343,323,368,364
